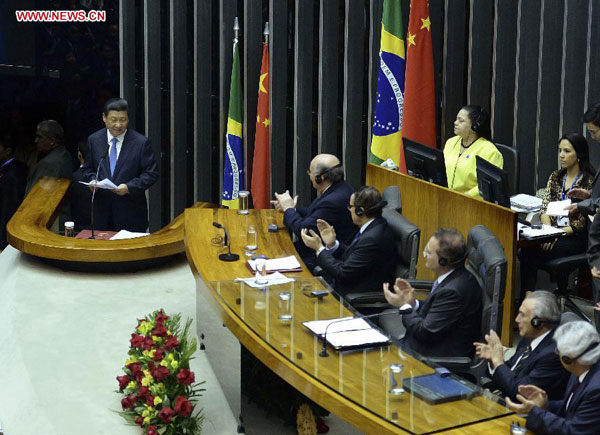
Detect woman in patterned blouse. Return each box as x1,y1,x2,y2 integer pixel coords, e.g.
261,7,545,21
520,133,595,293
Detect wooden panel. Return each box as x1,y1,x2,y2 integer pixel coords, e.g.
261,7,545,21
514,0,541,194
293,0,316,201
318,0,341,156
365,164,517,345
144,0,164,231
193,0,217,203
491,0,518,145
561,0,589,134
536,0,565,188
6,177,216,262
442,0,467,142
343,0,367,189
185,207,523,434
269,0,289,195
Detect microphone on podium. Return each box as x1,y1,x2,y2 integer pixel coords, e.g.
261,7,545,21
89,147,109,239
213,222,239,262
319,307,412,357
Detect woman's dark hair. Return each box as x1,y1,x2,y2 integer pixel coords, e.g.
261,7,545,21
461,105,492,141
558,133,596,179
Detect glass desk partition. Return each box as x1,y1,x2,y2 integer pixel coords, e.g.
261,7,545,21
209,276,516,434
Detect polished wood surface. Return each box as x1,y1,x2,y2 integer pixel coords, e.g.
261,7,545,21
7,177,216,262
366,164,518,346
185,208,525,434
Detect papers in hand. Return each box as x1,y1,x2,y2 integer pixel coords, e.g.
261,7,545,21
302,317,390,350
545,199,571,216
235,271,295,288
517,223,565,240
247,255,302,273
109,230,150,240
79,178,118,190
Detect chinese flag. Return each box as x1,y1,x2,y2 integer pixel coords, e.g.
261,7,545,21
251,42,271,209
403,0,436,148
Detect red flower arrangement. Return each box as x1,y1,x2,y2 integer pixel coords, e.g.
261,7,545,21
116,310,204,434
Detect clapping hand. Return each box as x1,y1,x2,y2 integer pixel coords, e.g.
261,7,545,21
506,385,548,414
300,228,324,252
316,219,336,248
592,266,600,280
383,278,416,308
474,330,505,368
271,190,298,212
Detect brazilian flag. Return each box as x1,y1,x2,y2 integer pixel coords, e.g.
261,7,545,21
222,35,244,208
370,0,406,167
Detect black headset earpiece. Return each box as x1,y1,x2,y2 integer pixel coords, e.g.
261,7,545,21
561,340,600,365
315,164,342,184
353,200,387,218
530,316,560,329
471,108,483,133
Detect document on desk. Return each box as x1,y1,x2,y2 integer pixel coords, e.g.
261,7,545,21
302,317,391,350
517,223,565,240
247,255,302,273
79,178,118,190
110,230,150,240
545,199,571,216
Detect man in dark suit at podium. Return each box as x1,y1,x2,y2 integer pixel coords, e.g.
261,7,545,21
382,228,482,358
0,133,27,249
474,291,569,400
507,320,600,434
272,154,355,272
299,186,397,297
82,98,158,232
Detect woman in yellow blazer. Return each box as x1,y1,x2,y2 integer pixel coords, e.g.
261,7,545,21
443,105,503,199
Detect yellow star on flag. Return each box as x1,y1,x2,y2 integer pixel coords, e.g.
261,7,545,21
262,118,270,127
407,32,416,47
420,16,431,32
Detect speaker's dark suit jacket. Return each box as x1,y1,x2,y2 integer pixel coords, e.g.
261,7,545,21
315,217,397,297
527,362,600,435
402,267,482,358
579,169,600,268
0,158,27,249
491,331,569,401
283,180,355,269
82,128,158,232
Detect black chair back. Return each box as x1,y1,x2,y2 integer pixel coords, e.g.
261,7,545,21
465,225,507,337
382,185,402,213
382,207,420,279
495,143,519,196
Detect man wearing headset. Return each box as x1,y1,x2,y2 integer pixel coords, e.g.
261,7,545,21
299,186,397,297
272,154,355,272
507,320,600,434
382,228,482,357
474,291,569,401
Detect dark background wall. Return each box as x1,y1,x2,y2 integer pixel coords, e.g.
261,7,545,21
3,1,600,231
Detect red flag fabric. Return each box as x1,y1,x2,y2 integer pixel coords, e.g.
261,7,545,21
251,43,271,209
402,0,436,149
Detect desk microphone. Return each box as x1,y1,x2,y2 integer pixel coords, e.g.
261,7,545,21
213,221,239,262
319,307,412,357
89,148,109,239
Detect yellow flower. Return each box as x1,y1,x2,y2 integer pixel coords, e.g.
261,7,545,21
141,374,154,387
126,381,136,390
153,396,162,406
125,355,138,365
152,336,162,344
142,349,156,359
160,359,168,367
167,353,175,361
142,409,150,417
170,360,179,369
144,417,151,424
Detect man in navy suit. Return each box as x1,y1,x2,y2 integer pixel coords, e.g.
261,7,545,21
507,321,600,434
383,228,482,358
474,290,569,400
299,186,397,297
82,98,158,232
272,154,355,272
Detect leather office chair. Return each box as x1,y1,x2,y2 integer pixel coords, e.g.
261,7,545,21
495,143,520,196
380,225,507,379
382,185,402,213
345,192,420,312
539,253,591,322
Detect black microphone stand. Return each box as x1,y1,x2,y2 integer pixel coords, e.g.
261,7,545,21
213,222,239,261
89,154,107,239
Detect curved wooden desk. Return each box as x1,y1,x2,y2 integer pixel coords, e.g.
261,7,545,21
185,208,526,434
7,176,216,263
